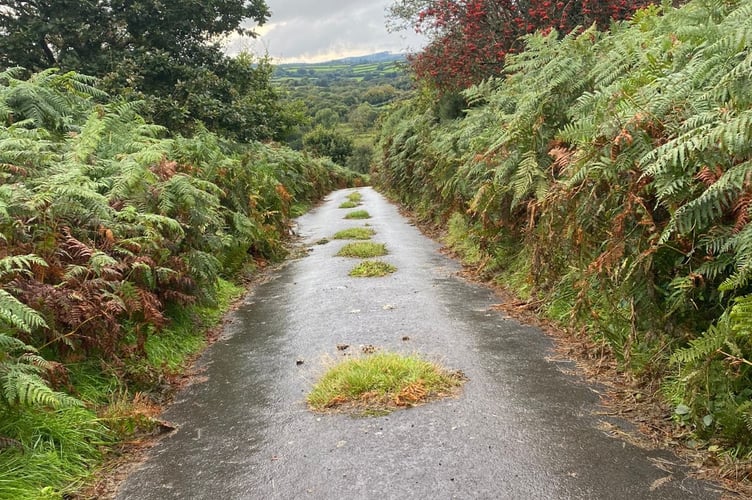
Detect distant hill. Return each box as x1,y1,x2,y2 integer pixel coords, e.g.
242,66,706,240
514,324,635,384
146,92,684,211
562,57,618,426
309,52,406,65
278,52,406,68
273,52,408,86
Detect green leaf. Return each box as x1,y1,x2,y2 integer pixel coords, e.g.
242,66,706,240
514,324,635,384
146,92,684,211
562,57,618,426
674,404,691,416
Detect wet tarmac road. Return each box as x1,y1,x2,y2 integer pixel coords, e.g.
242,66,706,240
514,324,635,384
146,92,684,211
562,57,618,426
117,187,721,499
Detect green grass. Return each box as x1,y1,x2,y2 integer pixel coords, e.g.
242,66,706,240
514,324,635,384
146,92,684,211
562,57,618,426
495,247,534,301
346,192,363,203
307,352,465,415
344,210,371,220
333,227,375,240
272,59,405,84
349,260,396,277
291,202,310,217
339,201,359,209
0,406,110,499
445,212,483,265
336,242,387,258
146,278,243,373
2,278,245,499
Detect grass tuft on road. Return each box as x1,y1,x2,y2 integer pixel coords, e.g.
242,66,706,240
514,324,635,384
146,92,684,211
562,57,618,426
349,260,396,277
339,201,359,209
307,352,465,415
344,210,370,220
336,242,386,258
347,192,363,203
333,227,375,240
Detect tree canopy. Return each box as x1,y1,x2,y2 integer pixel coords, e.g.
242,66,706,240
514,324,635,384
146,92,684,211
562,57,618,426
0,0,288,141
389,0,657,91
303,125,354,166
0,0,269,71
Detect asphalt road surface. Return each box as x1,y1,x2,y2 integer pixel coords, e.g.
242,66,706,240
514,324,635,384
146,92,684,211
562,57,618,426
116,187,721,499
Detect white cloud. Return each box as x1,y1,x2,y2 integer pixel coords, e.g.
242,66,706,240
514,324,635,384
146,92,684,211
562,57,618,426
224,0,425,63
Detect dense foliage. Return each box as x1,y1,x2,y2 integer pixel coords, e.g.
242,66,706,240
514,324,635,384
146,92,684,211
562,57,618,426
389,0,657,91
303,126,355,166
0,0,292,141
378,0,752,453
0,2,376,496
275,56,409,173
0,68,357,497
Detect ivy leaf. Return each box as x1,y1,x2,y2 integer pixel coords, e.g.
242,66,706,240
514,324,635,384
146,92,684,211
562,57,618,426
674,404,691,416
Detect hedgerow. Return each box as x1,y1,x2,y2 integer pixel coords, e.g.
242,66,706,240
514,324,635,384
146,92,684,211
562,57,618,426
377,0,752,453
0,67,358,496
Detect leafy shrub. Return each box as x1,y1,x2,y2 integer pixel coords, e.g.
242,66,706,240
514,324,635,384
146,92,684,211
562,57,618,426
0,68,357,361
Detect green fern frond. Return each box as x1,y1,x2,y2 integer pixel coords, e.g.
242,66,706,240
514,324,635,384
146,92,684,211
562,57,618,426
670,319,729,365
63,264,89,280
1,370,81,409
0,290,47,333
729,294,752,334
130,261,156,290
0,332,30,353
89,251,118,275
137,213,185,238
695,254,733,281
183,250,221,290
0,333,82,410
0,254,47,280
510,151,549,207
671,161,752,238
741,402,752,433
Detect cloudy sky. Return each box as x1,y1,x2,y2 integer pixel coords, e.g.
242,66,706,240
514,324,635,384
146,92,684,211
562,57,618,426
224,0,427,63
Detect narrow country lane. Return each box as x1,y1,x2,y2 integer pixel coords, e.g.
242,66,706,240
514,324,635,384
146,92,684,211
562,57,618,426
116,187,720,499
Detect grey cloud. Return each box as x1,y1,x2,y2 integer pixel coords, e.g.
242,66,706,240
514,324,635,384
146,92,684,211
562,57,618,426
228,0,425,62
265,0,384,22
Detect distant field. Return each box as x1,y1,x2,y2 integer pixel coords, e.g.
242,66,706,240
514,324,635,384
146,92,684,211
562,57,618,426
273,54,406,85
